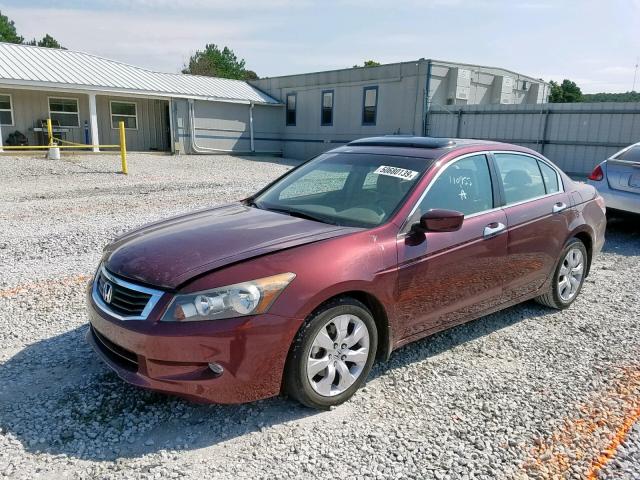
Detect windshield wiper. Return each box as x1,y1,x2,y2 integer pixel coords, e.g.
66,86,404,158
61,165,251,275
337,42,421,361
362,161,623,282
262,207,338,225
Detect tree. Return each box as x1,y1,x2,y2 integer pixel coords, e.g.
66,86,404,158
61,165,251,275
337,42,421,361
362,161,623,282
353,60,381,68
25,34,65,49
36,34,65,49
583,91,640,103
549,79,583,103
0,10,23,44
243,70,259,81
0,11,64,48
182,44,258,80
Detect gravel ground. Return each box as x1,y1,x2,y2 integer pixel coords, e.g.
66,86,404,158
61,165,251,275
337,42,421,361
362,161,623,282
0,153,639,479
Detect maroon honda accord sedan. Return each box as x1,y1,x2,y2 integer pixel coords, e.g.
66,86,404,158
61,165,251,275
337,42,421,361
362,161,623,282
87,137,606,409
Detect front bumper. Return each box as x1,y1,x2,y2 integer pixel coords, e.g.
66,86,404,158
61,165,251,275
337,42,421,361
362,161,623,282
86,287,302,404
588,179,640,215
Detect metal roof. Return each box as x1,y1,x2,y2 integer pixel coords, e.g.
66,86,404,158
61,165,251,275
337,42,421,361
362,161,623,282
0,43,280,105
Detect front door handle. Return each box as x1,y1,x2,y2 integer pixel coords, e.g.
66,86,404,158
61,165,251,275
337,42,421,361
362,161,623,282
552,202,568,213
483,222,506,238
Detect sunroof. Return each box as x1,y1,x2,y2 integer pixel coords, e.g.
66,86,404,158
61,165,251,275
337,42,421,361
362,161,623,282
347,136,455,149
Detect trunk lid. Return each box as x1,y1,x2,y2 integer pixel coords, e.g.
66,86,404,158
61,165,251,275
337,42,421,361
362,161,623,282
606,159,640,194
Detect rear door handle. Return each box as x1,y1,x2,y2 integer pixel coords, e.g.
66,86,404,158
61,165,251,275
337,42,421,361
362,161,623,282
552,202,568,213
483,222,506,238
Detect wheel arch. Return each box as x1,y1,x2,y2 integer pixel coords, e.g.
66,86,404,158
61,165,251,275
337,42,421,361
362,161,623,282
570,228,594,276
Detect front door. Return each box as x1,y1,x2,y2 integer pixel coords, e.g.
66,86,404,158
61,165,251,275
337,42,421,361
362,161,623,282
492,152,573,300
395,153,508,341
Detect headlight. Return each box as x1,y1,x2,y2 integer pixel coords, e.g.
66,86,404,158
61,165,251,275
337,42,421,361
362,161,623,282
160,273,296,322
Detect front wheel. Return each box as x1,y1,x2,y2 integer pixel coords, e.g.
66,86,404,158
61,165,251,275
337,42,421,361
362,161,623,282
284,298,377,409
536,238,588,309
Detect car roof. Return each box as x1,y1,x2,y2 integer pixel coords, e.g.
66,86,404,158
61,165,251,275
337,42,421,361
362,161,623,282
333,136,537,160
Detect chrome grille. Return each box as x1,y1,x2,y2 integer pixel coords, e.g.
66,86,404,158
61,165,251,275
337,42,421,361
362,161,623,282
92,266,164,320
96,271,150,316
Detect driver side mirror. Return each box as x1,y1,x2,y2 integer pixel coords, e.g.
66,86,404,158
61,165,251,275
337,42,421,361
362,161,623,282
412,209,464,233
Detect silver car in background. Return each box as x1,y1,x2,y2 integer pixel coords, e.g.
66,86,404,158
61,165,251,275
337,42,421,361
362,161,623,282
587,142,640,215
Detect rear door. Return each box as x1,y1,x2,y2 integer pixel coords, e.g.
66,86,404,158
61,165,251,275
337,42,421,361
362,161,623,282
607,145,640,194
395,153,508,340
493,152,572,300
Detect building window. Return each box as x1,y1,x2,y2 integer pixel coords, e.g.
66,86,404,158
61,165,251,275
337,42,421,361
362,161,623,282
49,97,79,127
321,90,333,126
286,93,296,126
362,86,378,125
110,101,138,129
0,94,13,126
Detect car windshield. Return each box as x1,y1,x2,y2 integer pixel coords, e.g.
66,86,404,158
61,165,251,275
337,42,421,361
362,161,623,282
253,152,429,228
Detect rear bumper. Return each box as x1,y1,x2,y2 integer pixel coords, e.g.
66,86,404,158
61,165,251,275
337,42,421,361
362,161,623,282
86,288,302,404
588,179,640,214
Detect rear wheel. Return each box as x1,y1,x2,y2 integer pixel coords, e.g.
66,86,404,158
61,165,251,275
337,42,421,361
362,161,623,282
284,298,377,409
536,238,588,309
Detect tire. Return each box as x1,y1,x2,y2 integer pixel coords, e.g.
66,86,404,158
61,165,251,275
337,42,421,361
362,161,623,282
284,297,378,409
535,238,588,309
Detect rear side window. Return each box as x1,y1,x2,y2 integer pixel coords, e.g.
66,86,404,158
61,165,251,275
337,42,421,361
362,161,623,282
618,145,640,162
417,154,493,216
494,153,546,205
538,161,560,194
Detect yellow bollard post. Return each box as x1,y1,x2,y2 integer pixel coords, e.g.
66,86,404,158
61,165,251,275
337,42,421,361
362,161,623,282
46,118,53,146
119,121,128,175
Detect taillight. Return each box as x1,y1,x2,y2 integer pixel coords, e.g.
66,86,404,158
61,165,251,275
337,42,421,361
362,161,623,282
588,164,604,181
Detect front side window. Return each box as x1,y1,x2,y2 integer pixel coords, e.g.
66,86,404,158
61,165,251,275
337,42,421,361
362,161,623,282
415,154,493,218
254,152,429,227
362,86,378,125
286,93,296,126
111,101,138,129
49,97,79,127
321,90,333,126
0,94,13,125
494,153,546,205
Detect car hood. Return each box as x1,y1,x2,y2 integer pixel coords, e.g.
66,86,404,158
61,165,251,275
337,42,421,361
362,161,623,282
104,203,359,289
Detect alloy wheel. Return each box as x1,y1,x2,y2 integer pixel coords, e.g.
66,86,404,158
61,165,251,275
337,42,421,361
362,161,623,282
306,314,370,397
557,247,584,302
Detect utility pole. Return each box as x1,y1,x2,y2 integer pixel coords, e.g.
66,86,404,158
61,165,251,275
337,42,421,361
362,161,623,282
634,56,639,92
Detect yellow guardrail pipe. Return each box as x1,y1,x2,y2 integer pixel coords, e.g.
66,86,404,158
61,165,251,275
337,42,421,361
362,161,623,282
47,118,53,146
119,121,128,175
0,145,119,149
2,118,128,175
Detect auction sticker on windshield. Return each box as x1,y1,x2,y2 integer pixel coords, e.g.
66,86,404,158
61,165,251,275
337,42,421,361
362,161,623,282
374,165,419,180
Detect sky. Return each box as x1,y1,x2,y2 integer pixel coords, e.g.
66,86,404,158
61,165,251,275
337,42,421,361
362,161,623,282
1,0,639,93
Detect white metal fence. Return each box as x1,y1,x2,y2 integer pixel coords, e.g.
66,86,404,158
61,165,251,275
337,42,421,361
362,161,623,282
427,102,640,174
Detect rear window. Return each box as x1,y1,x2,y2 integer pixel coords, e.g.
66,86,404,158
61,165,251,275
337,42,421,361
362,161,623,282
618,145,640,162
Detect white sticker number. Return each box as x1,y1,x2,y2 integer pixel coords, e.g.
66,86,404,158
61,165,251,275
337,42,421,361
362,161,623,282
373,165,418,180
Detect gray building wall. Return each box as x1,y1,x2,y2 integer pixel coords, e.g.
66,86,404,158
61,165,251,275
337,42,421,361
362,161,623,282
252,61,426,159
176,98,282,154
0,87,170,151
0,87,89,145
251,59,548,160
428,102,640,174
96,95,170,151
